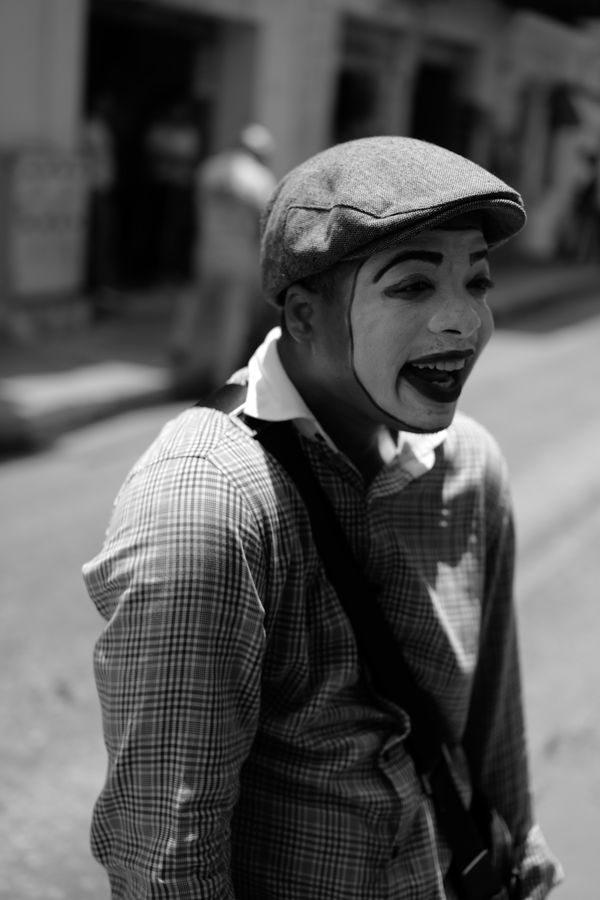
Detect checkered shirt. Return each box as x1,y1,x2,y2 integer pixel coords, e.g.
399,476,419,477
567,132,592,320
83,337,562,900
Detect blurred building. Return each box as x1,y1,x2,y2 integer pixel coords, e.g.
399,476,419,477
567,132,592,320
0,0,599,330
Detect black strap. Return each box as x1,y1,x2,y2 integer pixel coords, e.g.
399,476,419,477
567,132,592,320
197,381,247,414
256,422,447,766
199,384,514,900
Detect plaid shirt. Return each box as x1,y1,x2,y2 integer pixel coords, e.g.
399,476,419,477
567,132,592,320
83,330,561,899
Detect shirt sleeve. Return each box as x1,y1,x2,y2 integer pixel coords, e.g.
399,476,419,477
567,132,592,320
462,472,564,898
84,452,268,899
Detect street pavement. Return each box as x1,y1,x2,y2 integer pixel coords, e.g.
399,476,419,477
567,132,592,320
0,256,598,454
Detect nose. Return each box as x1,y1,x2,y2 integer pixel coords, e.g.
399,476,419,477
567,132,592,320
428,290,482,338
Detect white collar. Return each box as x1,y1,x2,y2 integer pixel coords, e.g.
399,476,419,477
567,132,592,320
244,327,447,476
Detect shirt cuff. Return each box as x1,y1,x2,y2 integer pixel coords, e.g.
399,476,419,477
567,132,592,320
519,823,564,899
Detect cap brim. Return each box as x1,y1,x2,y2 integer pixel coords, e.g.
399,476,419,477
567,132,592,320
343,196,526,262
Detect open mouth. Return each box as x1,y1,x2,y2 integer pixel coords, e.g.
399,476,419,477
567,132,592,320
401,353,473,403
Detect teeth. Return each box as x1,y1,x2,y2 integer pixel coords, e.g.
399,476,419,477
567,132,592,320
411,358,467,372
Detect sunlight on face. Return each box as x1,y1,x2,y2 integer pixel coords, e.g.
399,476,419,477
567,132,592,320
348,227,494,432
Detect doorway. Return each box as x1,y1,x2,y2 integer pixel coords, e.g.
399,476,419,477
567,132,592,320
83,0,218,288
410,44,476,158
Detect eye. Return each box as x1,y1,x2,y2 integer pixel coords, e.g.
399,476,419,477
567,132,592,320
468,275,495,296
383,277,434,298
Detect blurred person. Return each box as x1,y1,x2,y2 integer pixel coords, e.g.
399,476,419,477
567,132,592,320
169,123,278,397
523,88,600,262
82,95,119,319
569,148,600,263
145,101,202,284
83,136,563,899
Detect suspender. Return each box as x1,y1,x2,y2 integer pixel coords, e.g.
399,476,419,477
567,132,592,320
197,384,520,900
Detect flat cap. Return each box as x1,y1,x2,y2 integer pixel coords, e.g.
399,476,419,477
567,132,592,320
260,136,526,306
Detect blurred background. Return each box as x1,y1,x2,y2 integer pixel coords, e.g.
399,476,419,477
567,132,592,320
0,0,599,897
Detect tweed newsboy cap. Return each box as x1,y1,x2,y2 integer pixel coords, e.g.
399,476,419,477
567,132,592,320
260,136,526,306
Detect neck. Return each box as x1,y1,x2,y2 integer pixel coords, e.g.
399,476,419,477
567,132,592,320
323,417,398,481
278,335,397,482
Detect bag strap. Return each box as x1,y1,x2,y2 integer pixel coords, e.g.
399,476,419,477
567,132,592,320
198,384,514,900
256,421,447,762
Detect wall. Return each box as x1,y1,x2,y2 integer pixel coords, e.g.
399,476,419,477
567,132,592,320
0,0,88,316
1,0,599,308
0,0,86,151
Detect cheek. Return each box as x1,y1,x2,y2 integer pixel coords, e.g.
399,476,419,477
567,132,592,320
477,304,494,354
350,299,417,380
315,305,356,387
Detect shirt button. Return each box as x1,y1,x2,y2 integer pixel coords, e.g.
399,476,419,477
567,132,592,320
390,845,401,860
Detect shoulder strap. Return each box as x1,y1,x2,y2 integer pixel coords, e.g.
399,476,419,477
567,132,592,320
257,421,446,760
196,381,247,414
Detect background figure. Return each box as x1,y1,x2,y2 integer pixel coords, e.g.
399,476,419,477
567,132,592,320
82,96,119,320
522,87,600,263
144,101,202,285
568,149,599,263
169,123,278,397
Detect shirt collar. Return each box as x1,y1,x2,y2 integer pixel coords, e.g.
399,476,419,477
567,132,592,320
244,327,447,475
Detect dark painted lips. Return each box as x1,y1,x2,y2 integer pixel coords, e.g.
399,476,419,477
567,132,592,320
401,352,474,403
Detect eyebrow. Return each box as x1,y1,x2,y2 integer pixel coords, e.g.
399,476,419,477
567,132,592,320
373,247,489,282
374,251,441,282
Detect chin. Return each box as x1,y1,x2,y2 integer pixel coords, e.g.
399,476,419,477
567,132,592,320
391,383,458,432
392,401,457,433
361,378,458,433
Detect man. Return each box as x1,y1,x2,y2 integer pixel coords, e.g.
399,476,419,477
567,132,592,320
169,123,278,397
83,137,562,898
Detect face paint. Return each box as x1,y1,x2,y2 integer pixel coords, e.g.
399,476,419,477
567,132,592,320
347,228,494,433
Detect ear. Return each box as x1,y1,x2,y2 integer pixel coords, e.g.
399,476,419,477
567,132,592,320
282,283,318,343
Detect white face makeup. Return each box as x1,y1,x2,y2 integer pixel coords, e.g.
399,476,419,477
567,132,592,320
348,227,494,432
